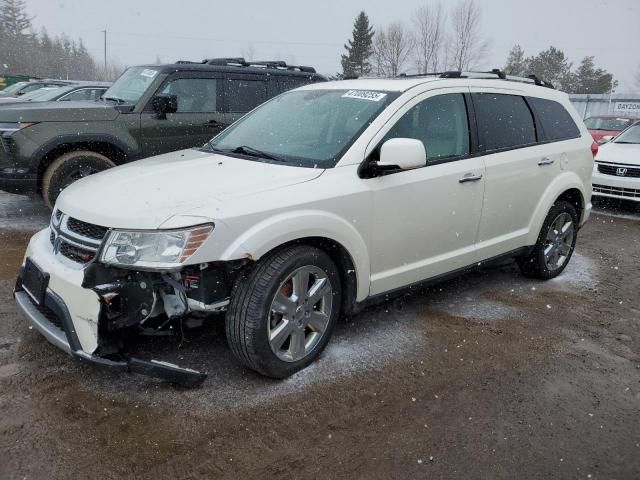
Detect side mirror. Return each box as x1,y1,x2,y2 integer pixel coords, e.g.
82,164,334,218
599,135,614,144
152,94,178,119
378,138,427,171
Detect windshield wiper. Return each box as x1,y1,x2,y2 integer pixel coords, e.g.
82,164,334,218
614,141,636,144
230,145,286,162
103,96,126,104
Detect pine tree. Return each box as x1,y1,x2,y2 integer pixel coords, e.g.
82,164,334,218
572,56,616,94
504,45,527,76
341,11,375,77
0,0,30,36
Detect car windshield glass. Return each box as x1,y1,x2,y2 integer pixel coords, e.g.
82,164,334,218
584,117,634,131
208,89,398,167
613,124,640,144
21,87,64,101
101,66,159,103
2,82,27,93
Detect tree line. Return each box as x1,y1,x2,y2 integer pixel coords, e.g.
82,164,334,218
341,1,623,94
0,0,121,81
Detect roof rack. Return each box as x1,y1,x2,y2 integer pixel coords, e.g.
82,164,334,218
397,68,555,89
175,57,316,73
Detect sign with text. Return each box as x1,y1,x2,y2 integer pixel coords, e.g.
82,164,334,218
614,102,640,115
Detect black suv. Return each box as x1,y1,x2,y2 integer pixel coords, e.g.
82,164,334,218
0,58,325,207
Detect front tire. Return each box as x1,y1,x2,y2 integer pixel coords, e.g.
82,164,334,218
517,200,579,279
41,150,116,209
226,245,342,378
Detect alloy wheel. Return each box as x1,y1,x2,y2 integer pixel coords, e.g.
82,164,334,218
543,212,575,271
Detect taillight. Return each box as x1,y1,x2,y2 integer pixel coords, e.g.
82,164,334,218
590,141,599,158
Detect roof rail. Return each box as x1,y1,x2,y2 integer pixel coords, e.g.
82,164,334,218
397,68,555,89
174,57,316,73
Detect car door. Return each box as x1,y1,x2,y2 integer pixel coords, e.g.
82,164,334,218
139,72,226,157
470,89,560,260
223,74,269,124
366,90,486,295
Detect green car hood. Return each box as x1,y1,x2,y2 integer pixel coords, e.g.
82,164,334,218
0,100,121,123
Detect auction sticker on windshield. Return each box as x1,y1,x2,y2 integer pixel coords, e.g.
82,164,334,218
342,90,387,101
140,68,158,78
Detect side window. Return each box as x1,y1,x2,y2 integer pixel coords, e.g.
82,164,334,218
276,76,310,94
226,79,267,112
159,78,218,113
473,93,536,151
528,97,580,141
60,89,93,101
384,93,470,162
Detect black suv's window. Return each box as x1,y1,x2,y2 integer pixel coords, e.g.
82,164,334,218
61,88,105,102
528,98,580,141
276,76,313,94
160,78,218,113
384,93,470,162
473,93,536,151
226,79,267,112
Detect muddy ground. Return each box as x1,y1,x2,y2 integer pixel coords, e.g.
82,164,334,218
0,192,638,479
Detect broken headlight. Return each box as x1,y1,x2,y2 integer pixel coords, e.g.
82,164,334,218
100,224,213,269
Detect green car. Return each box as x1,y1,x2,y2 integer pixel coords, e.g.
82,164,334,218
0,58,325,208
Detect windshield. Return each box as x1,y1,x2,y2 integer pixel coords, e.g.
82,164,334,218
584,117,635,131
613,124,640,144
208,89,398,167
2,82,28,93
101,66,159,103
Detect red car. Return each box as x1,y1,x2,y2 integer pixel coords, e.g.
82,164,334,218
584,115,640,143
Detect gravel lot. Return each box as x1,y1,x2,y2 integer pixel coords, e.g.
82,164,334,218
0,192,639,479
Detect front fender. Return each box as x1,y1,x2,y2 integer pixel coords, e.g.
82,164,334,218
526,171,589,246
220,210,371,301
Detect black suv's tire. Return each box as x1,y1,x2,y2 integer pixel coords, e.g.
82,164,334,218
226,245,342,378
517,200,579,279
42,150,116,209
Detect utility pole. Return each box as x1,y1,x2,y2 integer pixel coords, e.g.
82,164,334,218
101,29,107,78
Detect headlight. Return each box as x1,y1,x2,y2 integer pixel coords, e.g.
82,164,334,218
100,224,213,269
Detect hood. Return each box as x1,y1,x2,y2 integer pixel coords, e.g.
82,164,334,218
56,148,324,229
589,129,620,142
0,100,120,122
596,142,640,166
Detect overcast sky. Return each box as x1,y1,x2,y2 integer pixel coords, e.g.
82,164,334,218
23,0,639,90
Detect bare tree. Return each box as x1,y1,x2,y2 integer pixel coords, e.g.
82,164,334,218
448,0,489,71
241,44,255,61
412,2,446,74
373,22,412,77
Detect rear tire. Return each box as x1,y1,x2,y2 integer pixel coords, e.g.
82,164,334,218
42,150,116,209
517,200,579,279
225,245,342,378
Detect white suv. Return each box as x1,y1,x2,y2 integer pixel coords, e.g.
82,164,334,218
15,73,594,384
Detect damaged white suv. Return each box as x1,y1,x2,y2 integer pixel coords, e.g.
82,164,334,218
15,72,595,385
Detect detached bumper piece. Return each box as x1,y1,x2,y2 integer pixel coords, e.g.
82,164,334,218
14,280,207,387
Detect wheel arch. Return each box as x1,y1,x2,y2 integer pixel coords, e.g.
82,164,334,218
219,210,371,305
526,172,588,246
35,135,140,192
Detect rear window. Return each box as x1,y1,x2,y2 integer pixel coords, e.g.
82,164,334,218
473,93,536,151
528,97,580,141
226,79,267,112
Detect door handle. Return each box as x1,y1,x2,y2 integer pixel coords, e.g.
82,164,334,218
459,173,483,183
203,119,222,127
538,157,555,166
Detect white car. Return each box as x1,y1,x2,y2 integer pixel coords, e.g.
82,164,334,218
593,122,640,202
15,73,595,384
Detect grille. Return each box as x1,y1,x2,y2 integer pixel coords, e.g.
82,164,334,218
0,136,15,155
23,290,64,330
66,217,108,240
59,242,96,263
593,184,640,199
597,163,640,178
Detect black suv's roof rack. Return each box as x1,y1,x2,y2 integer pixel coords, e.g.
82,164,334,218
175,57,316,73
398,68,555,89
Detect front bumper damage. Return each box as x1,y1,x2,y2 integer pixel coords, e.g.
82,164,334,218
14,229,242,387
